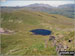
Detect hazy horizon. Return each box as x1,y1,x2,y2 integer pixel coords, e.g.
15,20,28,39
1,0,74,7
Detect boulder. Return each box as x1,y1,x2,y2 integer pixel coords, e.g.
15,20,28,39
49,36,55,41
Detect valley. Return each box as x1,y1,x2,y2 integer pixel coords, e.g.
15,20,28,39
1,9,75,55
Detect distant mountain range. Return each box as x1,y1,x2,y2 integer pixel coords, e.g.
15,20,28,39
1,3,75,18
25,3,75,19
58,4,75,9
26,3,52,7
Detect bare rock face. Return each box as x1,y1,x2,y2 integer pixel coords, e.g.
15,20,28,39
49,36,56,46
0,28,14,34
0,28,5,33
49,36,55,41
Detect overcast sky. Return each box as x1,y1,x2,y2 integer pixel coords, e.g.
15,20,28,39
1,0,74,7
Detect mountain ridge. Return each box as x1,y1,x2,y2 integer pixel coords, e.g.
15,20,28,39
1,3,75,18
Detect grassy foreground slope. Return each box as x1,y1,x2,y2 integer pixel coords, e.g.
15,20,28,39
1,9,75,55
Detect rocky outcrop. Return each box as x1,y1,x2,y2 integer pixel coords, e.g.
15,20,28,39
0,28,14,34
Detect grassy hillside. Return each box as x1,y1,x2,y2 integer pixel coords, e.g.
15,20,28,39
26,7,74,19
1,9,75,55
1,3,75,19
24,4,75,19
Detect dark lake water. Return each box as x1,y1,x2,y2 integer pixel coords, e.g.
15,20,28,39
30,29,52,35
